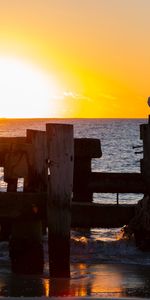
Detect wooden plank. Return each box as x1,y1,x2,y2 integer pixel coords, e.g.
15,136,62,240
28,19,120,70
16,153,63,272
26,130,47,243
0,192,136,228
73,157,93,202
46,123,74,278
0,137,26,166
74,138,102,158
88,172,146,193
140,123,150,192
0,137,26,143
0,192,46,219
7,178,18,192
71,202,136,228
3,153,18,239
0,134,46,273
26,130,47,192
4,142,33,181
73,138,102,202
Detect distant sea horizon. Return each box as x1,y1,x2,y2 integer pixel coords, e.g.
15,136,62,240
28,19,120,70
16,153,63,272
0,117,148,120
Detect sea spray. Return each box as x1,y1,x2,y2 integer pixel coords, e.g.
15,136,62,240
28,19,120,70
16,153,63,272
70,229,150,266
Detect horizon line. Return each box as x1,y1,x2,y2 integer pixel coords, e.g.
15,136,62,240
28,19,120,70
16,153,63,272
0,117,148,120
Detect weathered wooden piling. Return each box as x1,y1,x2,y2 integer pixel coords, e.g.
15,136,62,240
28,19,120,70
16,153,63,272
121,116,150,250
0,134,46,274
0,138,26,239
26,130,47,192
73,138,101,202
46,124,74,278
26,130,47,234
140,119,150,192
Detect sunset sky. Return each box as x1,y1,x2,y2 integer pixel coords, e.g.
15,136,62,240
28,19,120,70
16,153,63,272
0,0,150,118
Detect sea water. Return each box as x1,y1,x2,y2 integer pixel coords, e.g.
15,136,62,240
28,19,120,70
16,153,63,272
0,118,149,297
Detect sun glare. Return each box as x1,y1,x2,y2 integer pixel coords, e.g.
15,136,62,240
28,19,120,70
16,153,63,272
0,57,60,118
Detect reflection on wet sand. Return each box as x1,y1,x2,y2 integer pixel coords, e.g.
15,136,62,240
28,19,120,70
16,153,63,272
45,263,150,297
70,263,123,297
43,278,49,297
90,265,123,296
0,263,150,297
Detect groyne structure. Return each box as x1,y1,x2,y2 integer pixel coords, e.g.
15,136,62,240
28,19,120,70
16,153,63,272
0,119,149,277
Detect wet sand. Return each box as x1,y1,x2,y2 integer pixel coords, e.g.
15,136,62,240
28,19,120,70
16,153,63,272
70,263,150,298
0,298,149,300
0,263,150,297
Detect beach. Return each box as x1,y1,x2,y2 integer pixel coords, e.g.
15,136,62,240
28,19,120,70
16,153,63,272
1,257,150,297
0,118,149,298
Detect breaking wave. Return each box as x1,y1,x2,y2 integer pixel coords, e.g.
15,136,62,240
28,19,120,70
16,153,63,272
70,229,150,266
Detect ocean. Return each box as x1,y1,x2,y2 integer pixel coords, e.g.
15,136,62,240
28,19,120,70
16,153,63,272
0,117,149,298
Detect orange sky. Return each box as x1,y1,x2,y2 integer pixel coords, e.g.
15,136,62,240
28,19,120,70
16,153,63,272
0,0,150,118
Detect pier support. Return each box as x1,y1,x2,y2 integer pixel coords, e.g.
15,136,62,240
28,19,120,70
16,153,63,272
123,116,150,250
73,138,101,202
46,124,74,278
9,220,43,274
140,119,150,191
4,136,45,274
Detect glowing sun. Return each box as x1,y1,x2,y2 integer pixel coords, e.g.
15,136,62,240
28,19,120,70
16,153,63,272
0,56,60,118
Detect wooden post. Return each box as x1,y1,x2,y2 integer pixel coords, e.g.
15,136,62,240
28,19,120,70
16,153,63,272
3,136,45,274
128,118,150,250
140,120,150,192
46,124,74,278
7,178,18,192
26,130,47,192
73,138,102,202
26,129,47,235
0,178,17,241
